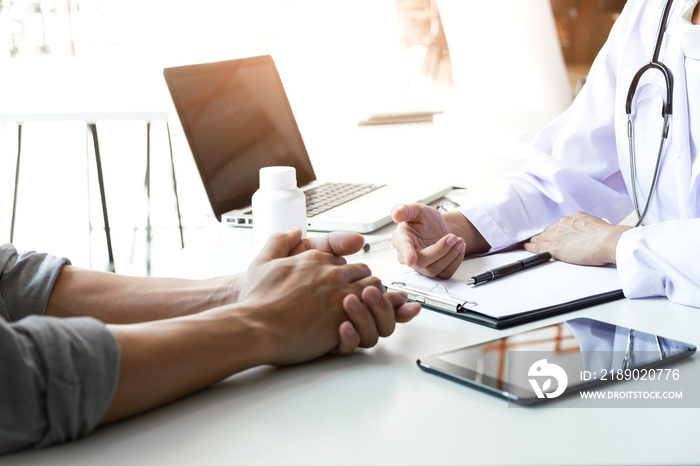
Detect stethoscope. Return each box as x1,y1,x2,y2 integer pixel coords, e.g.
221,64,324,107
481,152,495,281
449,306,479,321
625,0,675,227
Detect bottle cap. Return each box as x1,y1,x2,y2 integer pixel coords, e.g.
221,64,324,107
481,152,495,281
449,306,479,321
259,166,297,189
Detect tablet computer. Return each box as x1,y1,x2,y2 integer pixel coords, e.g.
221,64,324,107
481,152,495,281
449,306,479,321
418,317,697,406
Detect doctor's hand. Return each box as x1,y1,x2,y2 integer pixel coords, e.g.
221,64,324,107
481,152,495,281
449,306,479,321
391,204,488,279
524,212,632,266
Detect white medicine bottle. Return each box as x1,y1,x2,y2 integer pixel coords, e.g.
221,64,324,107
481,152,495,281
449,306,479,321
252,166,307,251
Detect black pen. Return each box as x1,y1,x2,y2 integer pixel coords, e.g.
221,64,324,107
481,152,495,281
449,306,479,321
467,252,552,285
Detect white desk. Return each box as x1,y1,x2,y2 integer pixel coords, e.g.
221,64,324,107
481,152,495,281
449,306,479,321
2,221,698,466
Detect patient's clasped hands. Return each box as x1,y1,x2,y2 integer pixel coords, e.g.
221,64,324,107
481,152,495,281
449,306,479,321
238,227,422,364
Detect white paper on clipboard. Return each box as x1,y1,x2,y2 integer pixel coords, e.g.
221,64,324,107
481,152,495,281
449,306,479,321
383,250,623,320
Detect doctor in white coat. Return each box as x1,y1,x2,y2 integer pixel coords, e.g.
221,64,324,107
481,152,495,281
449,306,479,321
391,0,700,307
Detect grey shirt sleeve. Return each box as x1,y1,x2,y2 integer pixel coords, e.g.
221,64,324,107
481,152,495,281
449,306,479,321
0,244,69,322
0,244,121,454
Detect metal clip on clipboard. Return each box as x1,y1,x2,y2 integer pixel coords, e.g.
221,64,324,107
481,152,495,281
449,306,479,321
388,282,477,314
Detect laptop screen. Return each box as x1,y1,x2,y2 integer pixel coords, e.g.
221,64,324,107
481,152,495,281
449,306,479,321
164,55,317,220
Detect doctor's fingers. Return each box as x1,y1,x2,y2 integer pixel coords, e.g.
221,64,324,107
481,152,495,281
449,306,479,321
392,231,419,267
523,237,549,255
414,234,466,278
391,203,432,224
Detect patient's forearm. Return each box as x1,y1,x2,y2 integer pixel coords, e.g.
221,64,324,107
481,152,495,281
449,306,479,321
101,305,269,424
46,265,244,323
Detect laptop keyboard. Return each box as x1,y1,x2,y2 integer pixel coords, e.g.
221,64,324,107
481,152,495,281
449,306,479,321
304,182,384,217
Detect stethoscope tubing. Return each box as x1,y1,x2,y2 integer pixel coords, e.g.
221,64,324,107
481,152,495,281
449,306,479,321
625,0,675,226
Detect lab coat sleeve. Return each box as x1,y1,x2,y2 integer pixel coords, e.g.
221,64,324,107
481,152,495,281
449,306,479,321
617,219,700,307
460,15,634,251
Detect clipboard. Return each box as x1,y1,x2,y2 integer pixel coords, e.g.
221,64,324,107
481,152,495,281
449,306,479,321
384,250,625,329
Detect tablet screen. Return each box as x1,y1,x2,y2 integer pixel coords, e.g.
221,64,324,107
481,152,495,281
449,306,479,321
418,317,697,405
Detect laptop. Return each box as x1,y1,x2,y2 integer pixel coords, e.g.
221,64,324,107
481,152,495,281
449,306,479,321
163,55,451,233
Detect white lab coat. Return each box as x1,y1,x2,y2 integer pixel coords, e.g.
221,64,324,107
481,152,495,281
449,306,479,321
461,0,700,307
